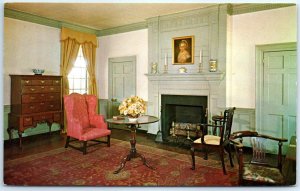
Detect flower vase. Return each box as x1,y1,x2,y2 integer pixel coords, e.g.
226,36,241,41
128,117,138,122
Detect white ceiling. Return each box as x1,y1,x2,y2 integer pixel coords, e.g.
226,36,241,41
4,3,217,30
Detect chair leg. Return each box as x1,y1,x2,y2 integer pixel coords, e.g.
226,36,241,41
220,148,227,175
191,147,195,170
83,141,87,155
226,145,234,167
65,136,70,148
107,135,111,147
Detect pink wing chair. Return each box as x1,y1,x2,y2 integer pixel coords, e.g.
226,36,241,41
64,93,111,154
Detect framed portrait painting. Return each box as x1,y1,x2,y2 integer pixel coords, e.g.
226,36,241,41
172,36,194,65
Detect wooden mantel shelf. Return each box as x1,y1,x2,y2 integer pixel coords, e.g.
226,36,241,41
145,72,225,81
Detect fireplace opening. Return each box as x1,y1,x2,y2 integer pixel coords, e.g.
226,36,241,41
161,95,207,146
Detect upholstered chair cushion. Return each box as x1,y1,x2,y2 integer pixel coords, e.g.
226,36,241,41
243,164,285,184
81,127,111,141
194,135,221,145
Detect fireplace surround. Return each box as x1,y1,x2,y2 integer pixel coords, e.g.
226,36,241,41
146,72,225,136
161,94,207,141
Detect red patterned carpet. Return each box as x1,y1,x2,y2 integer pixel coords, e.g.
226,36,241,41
4,139,238,186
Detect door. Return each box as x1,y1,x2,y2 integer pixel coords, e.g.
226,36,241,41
108,56,136,120
256,43,297,153
260,49,297,147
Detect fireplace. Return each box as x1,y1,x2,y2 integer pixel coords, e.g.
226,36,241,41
146,73,225,138
161,95,207,143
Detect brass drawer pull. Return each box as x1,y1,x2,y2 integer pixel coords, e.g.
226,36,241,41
40,102,45,105
41,80,45,84
25,118,31,121
25,80,30,84
41,86,45,89
29,106,35,109
41,94,45,97
30,97,36,100
49,105,54,108
50,87,54,91
30,88,35,91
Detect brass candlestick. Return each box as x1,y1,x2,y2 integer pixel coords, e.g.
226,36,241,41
198,62,203,73
186,124,191,140
171,121,176,137
163,64,168,74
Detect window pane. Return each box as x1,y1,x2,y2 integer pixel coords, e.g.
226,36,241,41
81,79,86,89
69,78,74,89
74,68,81,76
73,79,81,89
67,46,88,94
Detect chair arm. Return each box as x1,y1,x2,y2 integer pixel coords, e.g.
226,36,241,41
256,134,288,143
89,115,108,129
230,139,244,148
230,131,258,140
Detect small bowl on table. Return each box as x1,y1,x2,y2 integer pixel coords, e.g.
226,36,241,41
32,69,45,75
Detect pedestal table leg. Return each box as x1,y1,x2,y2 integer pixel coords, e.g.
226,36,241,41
114,124,155,174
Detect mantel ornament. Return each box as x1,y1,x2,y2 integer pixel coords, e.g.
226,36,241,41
179,67,187,73
209,59,217,72
151,62,158,74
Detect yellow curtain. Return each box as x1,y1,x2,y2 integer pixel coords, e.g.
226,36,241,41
60,38,80,133
82,42,98,97
61,27,97,46
60,38,80,96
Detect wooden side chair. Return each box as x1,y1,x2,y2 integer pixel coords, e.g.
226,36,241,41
191,107,235,175
64,93,111,155
230,131,288,185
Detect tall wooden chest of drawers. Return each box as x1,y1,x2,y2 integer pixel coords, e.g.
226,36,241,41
8,75,63,147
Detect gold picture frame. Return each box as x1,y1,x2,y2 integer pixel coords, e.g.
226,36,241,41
172,36,194,65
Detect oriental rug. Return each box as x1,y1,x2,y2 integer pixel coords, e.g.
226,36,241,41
4,139,238,186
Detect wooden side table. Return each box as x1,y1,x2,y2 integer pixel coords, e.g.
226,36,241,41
106,115,159,174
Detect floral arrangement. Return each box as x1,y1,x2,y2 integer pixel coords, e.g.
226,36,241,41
118,96,146,118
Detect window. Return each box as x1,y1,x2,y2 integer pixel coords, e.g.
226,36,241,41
68,46,88,94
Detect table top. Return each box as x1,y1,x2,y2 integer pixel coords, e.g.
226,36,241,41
106,115,159,125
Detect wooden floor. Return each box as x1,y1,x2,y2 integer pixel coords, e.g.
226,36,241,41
4,128,191,161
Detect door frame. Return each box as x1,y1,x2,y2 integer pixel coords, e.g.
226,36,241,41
255,42,297,132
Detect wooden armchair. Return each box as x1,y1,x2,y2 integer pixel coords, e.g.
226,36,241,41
230,131,288,185
191,107,235,175
64,93,111,154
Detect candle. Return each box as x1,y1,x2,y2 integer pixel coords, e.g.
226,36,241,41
199,49,202,63
164,53,167,66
